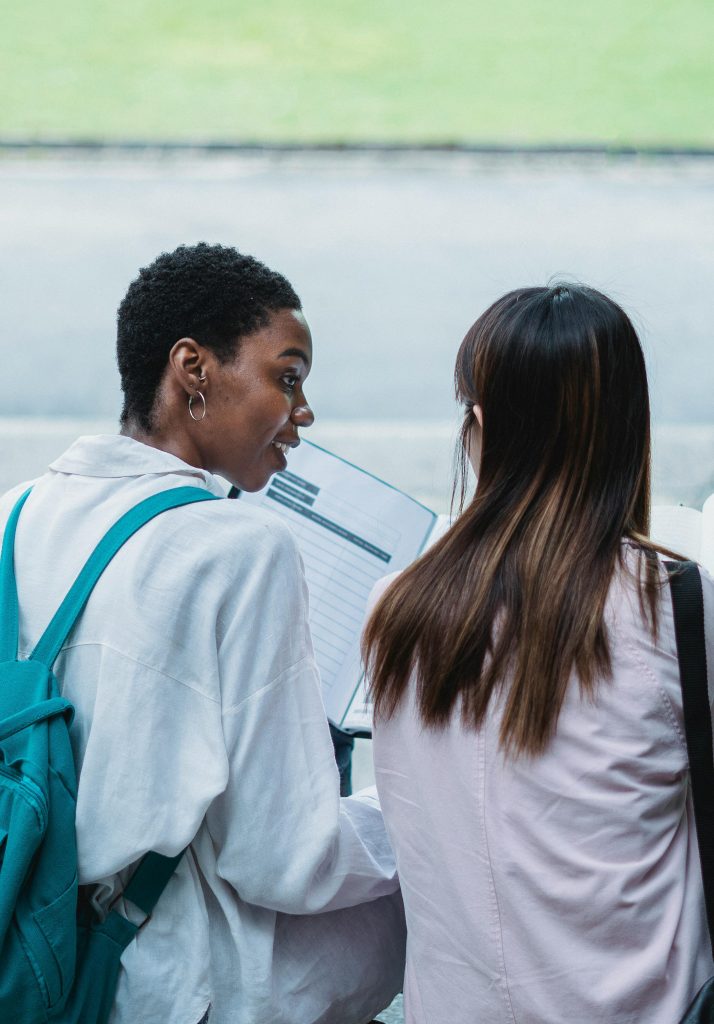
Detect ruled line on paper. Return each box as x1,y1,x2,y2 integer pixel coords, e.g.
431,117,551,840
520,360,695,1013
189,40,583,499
305,572,369,606
315,578,381,602
313,605,353,629
266,489,392,563
302,537,383,575
312,642,344,661
312,645,343,668
314,606,361,634
272,499,387,565
312,607,365,635
315,638,352,663
316,492,400,550
302,543,383,582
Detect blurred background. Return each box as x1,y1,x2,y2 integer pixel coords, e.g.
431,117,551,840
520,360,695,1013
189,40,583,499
1,0,712,510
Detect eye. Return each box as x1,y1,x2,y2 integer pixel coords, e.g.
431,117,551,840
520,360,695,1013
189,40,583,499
281,373,299,393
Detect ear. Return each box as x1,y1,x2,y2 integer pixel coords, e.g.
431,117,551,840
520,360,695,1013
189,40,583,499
167,338,209,394
472,404,483,428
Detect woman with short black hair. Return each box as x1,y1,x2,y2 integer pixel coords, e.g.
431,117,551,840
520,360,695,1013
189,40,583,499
1,243,405,1024
364,284,714,1023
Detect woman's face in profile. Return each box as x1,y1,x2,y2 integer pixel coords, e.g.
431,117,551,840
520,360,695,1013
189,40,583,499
201,308,314,490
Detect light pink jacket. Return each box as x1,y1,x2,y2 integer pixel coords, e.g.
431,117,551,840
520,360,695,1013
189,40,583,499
372,555,714,1023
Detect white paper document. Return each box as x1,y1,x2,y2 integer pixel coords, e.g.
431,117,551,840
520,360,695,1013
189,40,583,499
651,494,714,573
237,442,437,727
237,442,714,732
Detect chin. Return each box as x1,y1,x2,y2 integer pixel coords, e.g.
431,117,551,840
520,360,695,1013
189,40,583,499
232,470,273,493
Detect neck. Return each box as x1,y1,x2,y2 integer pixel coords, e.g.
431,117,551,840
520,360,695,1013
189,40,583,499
120,420,207,473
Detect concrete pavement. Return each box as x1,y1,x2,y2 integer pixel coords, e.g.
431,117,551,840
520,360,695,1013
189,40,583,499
0,150,712,427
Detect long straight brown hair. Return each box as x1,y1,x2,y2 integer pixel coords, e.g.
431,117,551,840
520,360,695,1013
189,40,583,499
363,284,663,757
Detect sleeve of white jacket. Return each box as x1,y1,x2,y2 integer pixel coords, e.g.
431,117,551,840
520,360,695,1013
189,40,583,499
204,516,399,914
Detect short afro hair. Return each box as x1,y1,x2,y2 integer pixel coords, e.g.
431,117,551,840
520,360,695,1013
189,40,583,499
116,242,301,431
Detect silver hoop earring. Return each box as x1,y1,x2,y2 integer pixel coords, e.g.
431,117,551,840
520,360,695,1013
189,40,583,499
188,391,207,422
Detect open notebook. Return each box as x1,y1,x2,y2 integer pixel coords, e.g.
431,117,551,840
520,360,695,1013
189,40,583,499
238,443,714,732
236,441,449,731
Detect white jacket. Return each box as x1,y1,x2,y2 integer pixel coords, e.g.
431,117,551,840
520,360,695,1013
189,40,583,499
1,434,404,1024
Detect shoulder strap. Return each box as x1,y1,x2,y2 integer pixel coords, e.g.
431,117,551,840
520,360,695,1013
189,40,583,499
0,487,34,662
0,485,218,923
122,849,185,919
667,560,714,956
30,486,219,668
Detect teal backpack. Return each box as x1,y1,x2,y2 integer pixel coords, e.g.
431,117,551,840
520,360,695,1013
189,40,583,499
0,485,218,1023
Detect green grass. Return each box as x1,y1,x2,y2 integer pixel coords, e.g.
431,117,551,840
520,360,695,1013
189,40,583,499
0,0,712,145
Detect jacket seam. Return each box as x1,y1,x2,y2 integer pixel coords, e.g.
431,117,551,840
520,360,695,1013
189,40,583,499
614,621,688,757
222,654,316,715
18,640,222,705
479,722,517,1024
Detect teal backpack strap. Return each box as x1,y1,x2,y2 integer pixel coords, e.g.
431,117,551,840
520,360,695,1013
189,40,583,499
30,486,218,668
0,484,218,1023
121,849,185,919
0,487,34,662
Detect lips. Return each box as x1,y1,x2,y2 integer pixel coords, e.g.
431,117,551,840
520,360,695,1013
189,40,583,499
271,435,300,454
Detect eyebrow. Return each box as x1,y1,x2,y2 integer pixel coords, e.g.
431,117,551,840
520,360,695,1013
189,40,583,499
278,347,311,365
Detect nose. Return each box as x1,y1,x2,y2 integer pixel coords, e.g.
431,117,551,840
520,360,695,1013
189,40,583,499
291,402,314,428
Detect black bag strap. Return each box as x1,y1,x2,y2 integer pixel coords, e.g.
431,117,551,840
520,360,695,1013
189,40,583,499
667,560,714,956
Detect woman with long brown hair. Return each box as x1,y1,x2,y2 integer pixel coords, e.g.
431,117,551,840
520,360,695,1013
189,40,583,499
363,284,714,1022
